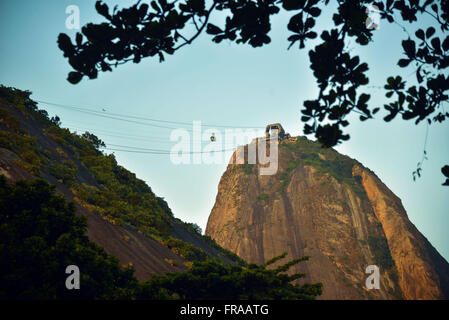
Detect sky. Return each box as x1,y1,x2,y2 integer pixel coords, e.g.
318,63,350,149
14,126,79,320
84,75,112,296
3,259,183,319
0,1,448,261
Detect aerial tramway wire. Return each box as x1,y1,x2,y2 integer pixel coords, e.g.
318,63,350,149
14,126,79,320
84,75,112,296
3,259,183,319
36,99,265,129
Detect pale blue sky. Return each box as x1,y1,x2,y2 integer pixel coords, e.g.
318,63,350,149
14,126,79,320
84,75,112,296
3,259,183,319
1,1,448,261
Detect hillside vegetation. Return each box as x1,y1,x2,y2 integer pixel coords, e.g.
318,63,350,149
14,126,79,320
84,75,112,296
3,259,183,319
0,85,322,299
279,136,368,198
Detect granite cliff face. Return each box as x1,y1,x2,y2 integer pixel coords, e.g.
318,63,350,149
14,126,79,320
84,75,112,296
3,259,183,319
206,137,449,299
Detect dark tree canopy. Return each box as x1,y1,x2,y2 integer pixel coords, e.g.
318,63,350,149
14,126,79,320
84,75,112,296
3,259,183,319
82,131,106,150
138,252,323,299
0,176,138,299
58,0,449,184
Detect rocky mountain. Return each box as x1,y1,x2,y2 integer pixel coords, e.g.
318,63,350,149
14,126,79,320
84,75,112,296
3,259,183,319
206,135,449,299
0,85,241,282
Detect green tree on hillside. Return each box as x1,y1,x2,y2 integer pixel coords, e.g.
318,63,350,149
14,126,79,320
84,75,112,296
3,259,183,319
0,176,137,299
0,176,321,300
138,253,322,299
82,131,106,150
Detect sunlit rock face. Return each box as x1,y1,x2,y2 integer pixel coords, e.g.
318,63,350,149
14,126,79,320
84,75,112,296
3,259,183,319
206,137,449,300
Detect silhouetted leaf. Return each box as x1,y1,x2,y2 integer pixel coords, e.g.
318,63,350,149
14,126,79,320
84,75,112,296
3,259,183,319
416,65,423,83
305,31,317,39
431,4,438,13
95,1,110,19
67,72,83,84
75,33,83,46
442,165,449,178
402,39,416,58
442,36,449,51
206,23,222,35
151,1,160,12
307,7,321,17
431,37,441,51
398,58,411,67
415,29,425,40
57,33,75,57
282,0,306,11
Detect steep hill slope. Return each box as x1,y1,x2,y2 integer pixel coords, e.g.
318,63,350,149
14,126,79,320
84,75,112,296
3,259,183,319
0,85,242,281
206,136,449,299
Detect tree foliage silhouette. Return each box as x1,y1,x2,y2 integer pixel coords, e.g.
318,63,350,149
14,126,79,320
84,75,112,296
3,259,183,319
58,0,449,185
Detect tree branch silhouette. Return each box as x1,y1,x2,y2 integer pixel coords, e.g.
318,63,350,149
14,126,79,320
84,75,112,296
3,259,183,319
57,0,449,185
